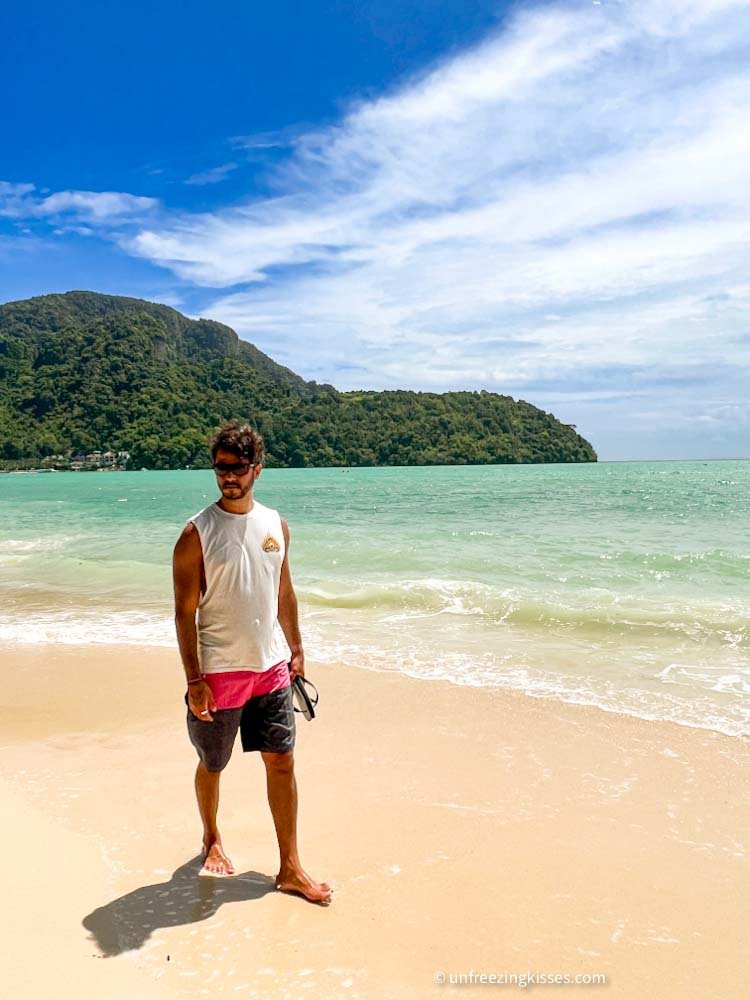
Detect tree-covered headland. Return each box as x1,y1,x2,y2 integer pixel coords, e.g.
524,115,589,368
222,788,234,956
0,291,597,469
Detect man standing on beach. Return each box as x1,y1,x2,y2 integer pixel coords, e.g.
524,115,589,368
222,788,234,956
173,419,331,904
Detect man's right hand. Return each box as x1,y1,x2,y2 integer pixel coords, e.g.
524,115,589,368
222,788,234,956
187,680,217,722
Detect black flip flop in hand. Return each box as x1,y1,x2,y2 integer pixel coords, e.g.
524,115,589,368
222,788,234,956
291,675,319,721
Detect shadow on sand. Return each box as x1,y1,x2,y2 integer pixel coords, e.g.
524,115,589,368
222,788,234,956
83,855,276,956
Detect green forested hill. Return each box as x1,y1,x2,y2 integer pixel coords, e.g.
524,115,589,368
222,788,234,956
0,291,596,468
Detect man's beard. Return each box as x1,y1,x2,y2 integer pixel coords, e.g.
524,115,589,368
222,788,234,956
221,482,251,498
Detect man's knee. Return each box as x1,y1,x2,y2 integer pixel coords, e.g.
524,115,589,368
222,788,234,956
197,758,226,776
261,750,295,773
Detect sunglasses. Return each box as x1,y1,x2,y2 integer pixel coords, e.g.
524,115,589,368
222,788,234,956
212,461,257,476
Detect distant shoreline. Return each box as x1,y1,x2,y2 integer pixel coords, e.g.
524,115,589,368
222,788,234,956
2,456,748,474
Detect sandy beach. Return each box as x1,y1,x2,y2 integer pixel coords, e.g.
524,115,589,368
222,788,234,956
3,642,749,999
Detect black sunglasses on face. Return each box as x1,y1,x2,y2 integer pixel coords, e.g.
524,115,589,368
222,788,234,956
212,461,256,475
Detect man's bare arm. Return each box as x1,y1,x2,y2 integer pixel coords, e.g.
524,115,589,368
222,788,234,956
173,523,216,720
278,518,305,679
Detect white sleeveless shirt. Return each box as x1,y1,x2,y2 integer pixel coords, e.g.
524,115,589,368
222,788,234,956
189,500,291,673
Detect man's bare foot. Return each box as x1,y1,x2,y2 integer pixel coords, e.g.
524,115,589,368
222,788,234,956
275,866,332,904
200,840,236,877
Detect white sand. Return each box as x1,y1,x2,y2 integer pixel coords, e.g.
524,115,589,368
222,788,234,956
3,643,749,999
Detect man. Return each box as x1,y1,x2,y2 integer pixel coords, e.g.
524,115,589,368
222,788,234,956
173,419,331,904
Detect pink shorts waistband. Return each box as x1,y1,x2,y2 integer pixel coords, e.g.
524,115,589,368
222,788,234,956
202,661,290,710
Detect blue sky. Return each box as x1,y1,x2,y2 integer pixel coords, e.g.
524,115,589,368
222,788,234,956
2,0,749,461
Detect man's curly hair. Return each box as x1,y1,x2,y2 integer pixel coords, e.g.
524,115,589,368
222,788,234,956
208,420,266,465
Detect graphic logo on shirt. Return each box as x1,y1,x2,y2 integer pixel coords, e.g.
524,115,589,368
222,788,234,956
262,534,282,553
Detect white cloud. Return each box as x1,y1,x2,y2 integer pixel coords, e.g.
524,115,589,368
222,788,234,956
0,183,158,222
185,162,238,186
0,181,36,197
230,126,301,150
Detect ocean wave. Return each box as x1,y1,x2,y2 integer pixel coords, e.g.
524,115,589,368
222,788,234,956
0,610,175,647
298,578,748,647
301,624,750,738
596,547,750,577
0,535,84,556
1,603,748,737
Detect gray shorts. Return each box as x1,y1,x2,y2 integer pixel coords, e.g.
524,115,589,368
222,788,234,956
185,685,295,772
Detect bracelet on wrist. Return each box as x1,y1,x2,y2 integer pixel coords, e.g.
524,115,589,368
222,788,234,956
186,676,204,686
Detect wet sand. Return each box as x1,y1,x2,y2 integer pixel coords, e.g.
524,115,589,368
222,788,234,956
3,643,749,999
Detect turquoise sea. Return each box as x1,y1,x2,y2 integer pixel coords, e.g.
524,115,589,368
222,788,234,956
1,461,748,736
